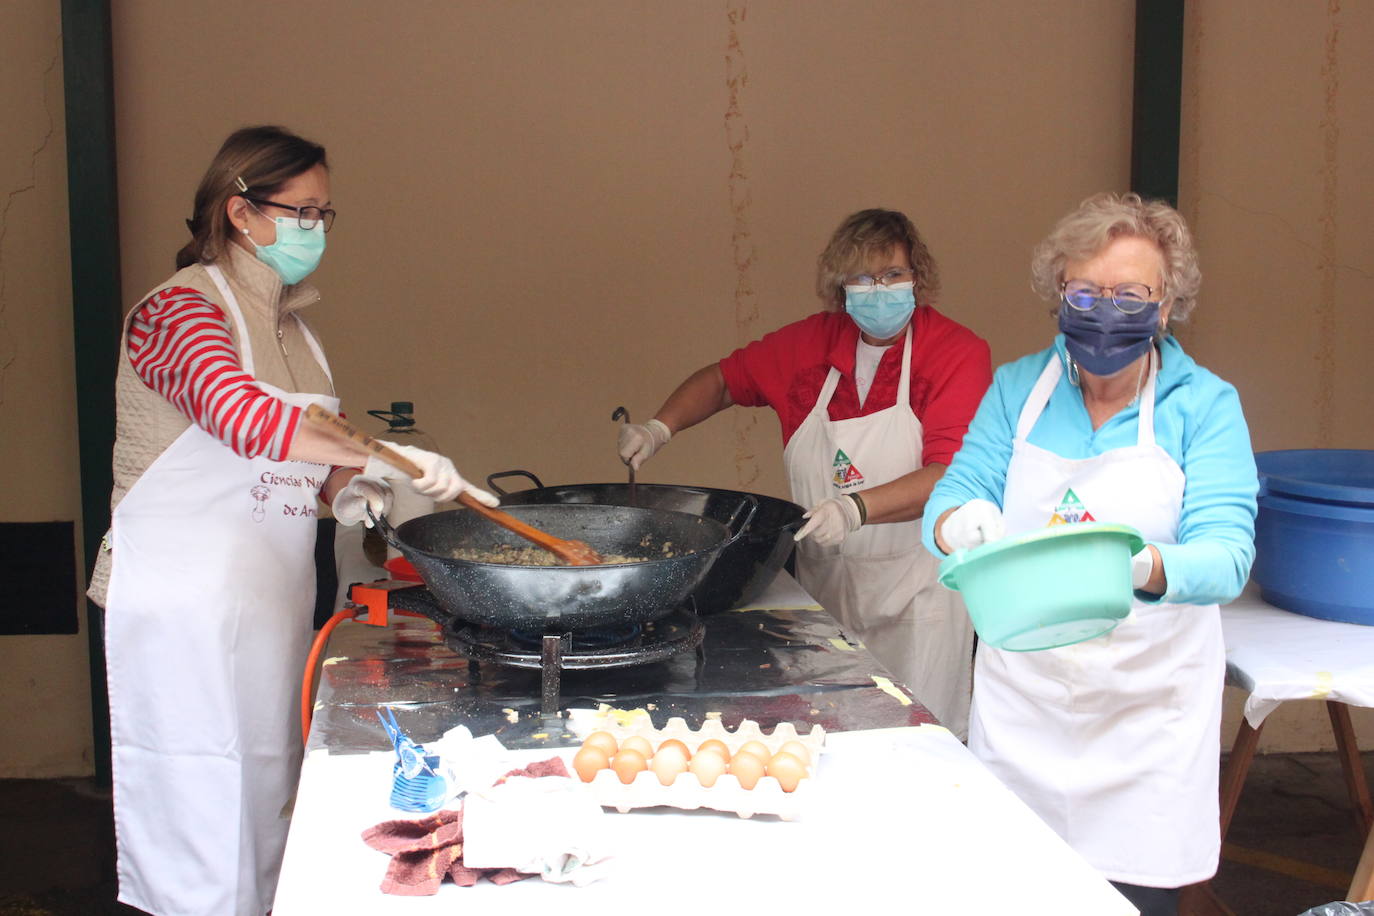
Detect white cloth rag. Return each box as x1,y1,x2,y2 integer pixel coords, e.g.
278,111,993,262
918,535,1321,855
461,775,613,886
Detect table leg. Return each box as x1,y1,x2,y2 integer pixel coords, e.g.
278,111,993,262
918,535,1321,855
1350,819,1374,903
1180,717,1265,913
1326,700,1374,839
1220,717,1264,839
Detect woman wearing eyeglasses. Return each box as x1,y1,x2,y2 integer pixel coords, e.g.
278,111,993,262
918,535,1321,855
618,208,992,737
923,193,1257,915
87,125,494,915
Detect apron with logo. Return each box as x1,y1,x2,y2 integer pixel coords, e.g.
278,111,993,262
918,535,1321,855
104,264,337,915
785,329,972,737
969,350,1224,887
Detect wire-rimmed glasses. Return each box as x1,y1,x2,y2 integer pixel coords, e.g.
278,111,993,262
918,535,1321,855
1060,280,1158,314
844,267,916,291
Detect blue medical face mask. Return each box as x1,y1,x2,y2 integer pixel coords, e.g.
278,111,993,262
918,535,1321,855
844,282,915,340
1058,299,1161,376
245,211,326,286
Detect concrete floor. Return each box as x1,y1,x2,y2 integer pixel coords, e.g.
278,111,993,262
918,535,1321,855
0,752,1369,915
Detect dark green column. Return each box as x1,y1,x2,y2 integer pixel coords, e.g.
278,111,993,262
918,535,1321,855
62,0,122,786
1131,0,1186,206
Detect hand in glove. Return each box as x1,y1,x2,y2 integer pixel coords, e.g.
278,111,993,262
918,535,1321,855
617,419,671,471
332,474,393,528
941,498,1005,551
794,495,863,547
1131,546,1158,590
367,442,499,507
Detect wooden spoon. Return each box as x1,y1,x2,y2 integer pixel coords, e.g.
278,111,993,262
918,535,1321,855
304,404,603,566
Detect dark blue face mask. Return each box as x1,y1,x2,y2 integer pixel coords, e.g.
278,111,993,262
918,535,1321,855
1058,299,1161,376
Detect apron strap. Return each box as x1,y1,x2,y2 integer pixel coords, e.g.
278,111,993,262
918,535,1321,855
205,264,257,377
1017,348,1161,447
1016,353,1062,440
817,327,914,414
292,315,334,386
205,264,333,384
1136,347,1159,448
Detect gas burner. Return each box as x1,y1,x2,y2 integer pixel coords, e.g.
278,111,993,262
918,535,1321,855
507,622,643,651
445,609,701,670
445,608,704,716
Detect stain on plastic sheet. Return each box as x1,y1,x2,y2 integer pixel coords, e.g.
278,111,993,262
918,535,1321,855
871,675,913,707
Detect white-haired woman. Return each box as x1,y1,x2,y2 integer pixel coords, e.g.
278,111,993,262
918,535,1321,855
923,193,1257,915
619,209,991,737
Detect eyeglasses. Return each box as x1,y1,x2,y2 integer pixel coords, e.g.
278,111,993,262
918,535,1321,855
1060,280,1158,315
244,196,336,233
843,267,916,290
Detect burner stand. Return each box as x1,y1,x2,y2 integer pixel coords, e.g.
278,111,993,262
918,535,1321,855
446,609,704,716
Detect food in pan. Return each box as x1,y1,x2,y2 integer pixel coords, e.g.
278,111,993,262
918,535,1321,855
449,544,661,566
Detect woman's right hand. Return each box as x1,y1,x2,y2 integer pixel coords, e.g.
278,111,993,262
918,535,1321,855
368,443,499,506
617,419,672,471
940,499,1006,552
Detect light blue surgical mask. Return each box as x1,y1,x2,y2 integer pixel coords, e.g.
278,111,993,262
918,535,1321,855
245,213,326,286
844,282,915,340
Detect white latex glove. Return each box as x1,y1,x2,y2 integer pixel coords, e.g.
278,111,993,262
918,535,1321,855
795,495,863,547
617,419,671,471
941,498,1006,551
332,474,393,528
366,441,499,507
1131,547,1156,589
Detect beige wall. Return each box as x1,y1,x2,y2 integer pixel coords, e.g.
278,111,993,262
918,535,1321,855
0,0,92,777
1181,1,1374,751
2,2,1370,776
111,0,1135,501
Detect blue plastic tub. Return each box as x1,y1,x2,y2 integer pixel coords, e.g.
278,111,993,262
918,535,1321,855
1252,449,1374,625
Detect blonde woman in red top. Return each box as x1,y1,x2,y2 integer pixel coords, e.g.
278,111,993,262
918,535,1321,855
618,209,991,736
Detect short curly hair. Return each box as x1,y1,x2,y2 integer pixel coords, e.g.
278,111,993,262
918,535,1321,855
1030,192,1201,328
815,208,939,311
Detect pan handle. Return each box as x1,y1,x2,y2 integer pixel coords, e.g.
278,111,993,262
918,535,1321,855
485,469,545,496
367,506,406,552
721,494,759,547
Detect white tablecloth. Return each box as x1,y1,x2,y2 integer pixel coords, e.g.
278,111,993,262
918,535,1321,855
274,725,1135,914
1222,583,1374,727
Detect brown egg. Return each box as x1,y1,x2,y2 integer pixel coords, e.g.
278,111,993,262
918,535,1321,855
736,740,771,762
581,731,619,757
572,745,610,782
776,740,812,767
611,748,649,784
620,735,654,759
728,750,766,790
689,750,728,788
696,739,731,761
766,751,807,793
657,738,691,760
651,747,689,786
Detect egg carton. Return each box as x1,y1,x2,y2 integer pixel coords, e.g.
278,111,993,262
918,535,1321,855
574,716,825,820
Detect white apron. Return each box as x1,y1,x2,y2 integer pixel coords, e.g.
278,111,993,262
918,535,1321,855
785,329,972,737
105,264,338,916
969,350,1224,887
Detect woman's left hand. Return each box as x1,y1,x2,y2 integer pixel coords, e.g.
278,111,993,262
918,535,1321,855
795,495,863,547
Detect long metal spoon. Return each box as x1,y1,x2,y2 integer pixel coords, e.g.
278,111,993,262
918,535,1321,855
612,405,637,506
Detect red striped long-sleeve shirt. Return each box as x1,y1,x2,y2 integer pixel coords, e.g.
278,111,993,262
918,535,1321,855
127,286,300,460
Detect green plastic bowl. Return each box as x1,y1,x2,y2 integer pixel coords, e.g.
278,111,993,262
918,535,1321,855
938,522,1145,651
